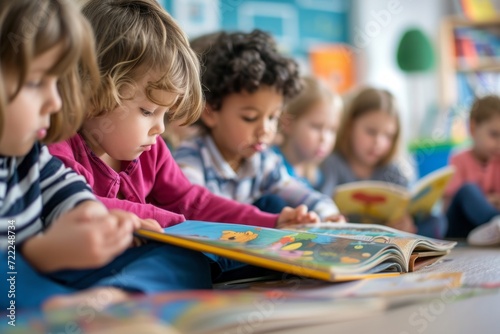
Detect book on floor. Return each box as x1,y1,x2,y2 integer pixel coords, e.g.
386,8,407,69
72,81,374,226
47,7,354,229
134,220,456,282
3,290,385,334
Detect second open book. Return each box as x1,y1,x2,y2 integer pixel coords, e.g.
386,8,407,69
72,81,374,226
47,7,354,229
333,165,455,224
135,221,456,282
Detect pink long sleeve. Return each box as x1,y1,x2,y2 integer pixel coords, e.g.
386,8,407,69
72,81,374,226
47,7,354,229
48,135,278,228
444,149,500,198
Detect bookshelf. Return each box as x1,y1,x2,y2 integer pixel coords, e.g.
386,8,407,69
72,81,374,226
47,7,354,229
439,17,500,112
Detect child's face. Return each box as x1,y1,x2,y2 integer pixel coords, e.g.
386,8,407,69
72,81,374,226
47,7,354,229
350,110,397,167
471,115,500,160
1,44,64,156
286,101,339,164
203,86,283,168
82,73,178,164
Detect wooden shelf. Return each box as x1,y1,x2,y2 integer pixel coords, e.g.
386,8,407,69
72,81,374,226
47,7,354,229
439,16,500,110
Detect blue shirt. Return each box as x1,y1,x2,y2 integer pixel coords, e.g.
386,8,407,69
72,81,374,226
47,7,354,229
271,146,324,190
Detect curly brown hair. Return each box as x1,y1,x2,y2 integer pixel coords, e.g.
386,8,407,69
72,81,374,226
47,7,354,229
200,29,302,111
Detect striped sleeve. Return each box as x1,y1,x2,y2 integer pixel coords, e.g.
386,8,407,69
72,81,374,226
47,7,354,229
173,140,207,187
38,145,96,225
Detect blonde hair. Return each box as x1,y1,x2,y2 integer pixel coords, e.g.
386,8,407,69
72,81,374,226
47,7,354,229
281,76,343,184
82,0,203,125
0,0,99,143
282,76,342,133
335,87,401,166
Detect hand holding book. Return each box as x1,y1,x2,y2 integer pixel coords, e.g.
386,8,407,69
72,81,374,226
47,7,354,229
276,204,320,228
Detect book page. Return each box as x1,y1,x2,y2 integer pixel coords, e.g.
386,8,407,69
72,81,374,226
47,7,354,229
137,221,406,280
286,223,418,266
285,222,456,268
409,166,455,216
333,181,410,224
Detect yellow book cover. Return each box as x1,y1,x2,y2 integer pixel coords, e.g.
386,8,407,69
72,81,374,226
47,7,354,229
333,166,455,225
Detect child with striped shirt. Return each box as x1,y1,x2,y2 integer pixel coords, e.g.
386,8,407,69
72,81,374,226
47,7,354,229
0,0,212,311
174,30,343,221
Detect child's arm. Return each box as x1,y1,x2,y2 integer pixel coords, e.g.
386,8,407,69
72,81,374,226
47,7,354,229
266,155,341,221
22,201,139,272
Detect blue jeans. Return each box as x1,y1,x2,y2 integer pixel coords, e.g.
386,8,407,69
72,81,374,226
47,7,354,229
446,183,499,238
1,242,211,310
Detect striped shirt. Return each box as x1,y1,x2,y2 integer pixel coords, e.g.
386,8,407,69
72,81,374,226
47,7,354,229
0,143,95,249
174,135,340,220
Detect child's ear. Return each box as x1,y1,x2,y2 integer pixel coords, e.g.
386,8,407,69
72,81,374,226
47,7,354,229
201,105,217,129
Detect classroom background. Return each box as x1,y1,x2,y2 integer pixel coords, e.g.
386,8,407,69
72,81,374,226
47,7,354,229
155,0,500,179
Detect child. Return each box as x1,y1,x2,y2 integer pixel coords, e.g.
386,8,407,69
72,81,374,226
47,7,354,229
273,76,343,190
0,0,212,311
48,1,316,231
320,87,446,237
445,95,500,245
173,30,342,221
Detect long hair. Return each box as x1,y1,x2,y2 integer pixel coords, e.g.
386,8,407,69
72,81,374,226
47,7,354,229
335,87,401,166
0,0,99,143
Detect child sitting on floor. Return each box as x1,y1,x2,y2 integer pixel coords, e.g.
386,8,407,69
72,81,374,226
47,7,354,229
173,30,343,221
0,0,196,311
445,95,500,246
320,87,446,238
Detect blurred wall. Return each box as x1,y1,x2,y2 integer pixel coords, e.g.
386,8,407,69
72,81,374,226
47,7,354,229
351,0,449,142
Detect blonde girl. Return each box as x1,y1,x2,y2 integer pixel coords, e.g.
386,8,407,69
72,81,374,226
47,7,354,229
275,76,343,190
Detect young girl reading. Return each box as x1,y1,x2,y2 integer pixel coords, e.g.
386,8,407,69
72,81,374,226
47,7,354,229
320,87,446,238
173,30,343,221
48,1,316,231
273,76,343,190
445,95,500,245
0,0,211,311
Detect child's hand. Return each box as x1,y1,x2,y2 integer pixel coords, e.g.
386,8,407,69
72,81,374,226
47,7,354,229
131,217,163,247
22,201,138,272
324,214,346,223
486,193,500,210
389,214,417,234
277,205,320,228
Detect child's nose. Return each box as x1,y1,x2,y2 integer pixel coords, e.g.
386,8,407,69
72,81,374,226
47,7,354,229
257,119,274,136
151,117,165,136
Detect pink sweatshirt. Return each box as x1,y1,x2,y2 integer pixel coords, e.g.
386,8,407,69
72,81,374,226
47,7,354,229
48,134,278,228
445,149,500,198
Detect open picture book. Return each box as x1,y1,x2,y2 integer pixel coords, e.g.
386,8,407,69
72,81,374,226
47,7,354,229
333,165,455,224
135,221,456,282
